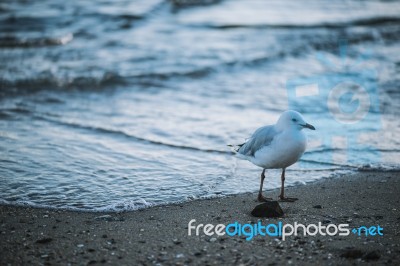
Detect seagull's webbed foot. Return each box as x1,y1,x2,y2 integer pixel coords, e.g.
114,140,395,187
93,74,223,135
278,196,298,202
257,194,273,202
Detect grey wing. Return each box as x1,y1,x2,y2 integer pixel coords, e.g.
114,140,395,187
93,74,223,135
237,125,277,157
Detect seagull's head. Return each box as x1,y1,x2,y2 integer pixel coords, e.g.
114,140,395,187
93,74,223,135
276,110,316,131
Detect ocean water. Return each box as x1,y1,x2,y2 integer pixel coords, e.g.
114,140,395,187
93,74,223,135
1,0,399,211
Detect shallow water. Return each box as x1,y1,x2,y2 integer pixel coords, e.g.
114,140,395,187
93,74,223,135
1,0,399,211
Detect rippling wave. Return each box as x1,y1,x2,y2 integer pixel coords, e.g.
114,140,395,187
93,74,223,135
0,33,73,48
189,17,400,29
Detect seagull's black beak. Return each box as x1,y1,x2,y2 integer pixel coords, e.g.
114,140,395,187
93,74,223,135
302,123,315,130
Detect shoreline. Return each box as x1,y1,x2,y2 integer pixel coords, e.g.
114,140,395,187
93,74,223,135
1,171,399,265
0,167,361,214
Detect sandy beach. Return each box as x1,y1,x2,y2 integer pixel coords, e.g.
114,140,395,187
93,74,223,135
1,171,399,265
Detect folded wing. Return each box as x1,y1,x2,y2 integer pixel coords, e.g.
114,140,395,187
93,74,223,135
237,125,277,157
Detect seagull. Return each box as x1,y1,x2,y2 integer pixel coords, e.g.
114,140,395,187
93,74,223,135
232,110,315,202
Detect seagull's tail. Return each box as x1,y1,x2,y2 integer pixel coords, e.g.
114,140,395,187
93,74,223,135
227,143,245,153
228,143,249,161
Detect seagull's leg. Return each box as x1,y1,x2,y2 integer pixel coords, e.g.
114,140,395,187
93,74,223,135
257,169,272,202
279,168,298,202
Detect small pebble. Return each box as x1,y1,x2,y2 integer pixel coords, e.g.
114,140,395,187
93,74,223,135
36,237,52,244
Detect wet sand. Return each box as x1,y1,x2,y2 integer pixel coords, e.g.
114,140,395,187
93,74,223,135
1,171,399,265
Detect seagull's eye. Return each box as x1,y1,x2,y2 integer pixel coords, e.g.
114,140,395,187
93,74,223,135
292,118,297,122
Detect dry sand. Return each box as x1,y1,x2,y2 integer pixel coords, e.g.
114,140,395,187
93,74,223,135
1,171,399,265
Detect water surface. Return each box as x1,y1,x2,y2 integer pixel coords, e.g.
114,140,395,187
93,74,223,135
1,0,399,211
